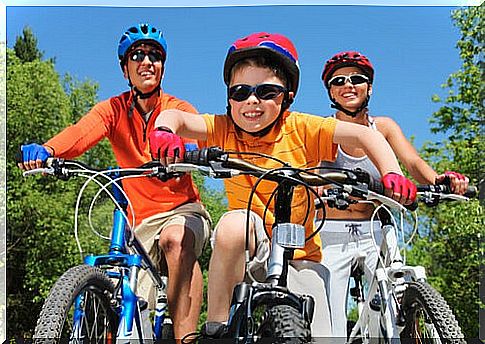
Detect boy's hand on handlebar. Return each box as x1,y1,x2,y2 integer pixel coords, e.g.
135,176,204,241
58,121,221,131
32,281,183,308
17,144,53,171
149,127,185,165
382,172,417,205
435,171,469,195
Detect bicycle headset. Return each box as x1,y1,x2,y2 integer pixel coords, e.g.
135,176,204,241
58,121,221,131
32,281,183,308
321,51,374,118
117,23,168,117
223,32,300,137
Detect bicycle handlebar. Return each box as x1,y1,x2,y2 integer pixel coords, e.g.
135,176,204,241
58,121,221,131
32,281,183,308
23,147,475,211
417,184,477,198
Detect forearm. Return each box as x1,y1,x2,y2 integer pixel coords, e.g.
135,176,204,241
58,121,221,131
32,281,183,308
405,158,438,184
44,113,107,159
154,110,207,140
361,130,403,176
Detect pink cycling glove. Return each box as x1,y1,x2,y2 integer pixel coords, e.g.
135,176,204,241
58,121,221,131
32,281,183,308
444,171,466,181
435,170,468,195
149,126,185,160
382,172,417,204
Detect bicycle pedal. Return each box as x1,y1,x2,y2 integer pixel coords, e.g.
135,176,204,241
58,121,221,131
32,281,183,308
369,294,381,311
138,298,148,311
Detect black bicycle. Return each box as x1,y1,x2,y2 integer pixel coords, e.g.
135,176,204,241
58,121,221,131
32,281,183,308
177,146,407,343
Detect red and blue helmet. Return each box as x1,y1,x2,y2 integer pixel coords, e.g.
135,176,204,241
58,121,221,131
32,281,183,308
322,51,374,88
118,23,168,68
223,32,300,95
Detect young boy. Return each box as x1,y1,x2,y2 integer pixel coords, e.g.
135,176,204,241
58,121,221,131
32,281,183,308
148,32,416,338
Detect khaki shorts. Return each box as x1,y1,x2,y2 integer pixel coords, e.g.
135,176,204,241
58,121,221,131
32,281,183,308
211,209,270,282
213,210,331,336
135,202,212,308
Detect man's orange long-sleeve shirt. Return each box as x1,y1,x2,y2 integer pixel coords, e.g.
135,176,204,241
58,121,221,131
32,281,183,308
45,91,201,226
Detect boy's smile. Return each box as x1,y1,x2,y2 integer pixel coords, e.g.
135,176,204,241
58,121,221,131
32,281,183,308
229,65,288,134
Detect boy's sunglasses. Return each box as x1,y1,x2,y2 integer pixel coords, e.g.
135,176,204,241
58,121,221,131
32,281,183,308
129,49,164,63
328,74,369,87
228,84,287,102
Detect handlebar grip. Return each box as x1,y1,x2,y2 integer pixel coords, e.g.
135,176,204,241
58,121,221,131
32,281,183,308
367,175,384,195
407,201,419,212
466,185,479,198
418,184,477,198
184,147,225,166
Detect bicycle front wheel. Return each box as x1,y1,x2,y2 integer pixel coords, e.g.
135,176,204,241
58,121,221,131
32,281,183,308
400,281,465,344
256,304,311,343
33,264,118,344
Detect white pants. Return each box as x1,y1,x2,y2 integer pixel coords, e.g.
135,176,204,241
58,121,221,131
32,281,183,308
318,219,382,339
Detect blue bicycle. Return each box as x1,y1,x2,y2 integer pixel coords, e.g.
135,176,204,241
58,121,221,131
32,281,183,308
25,158,177,343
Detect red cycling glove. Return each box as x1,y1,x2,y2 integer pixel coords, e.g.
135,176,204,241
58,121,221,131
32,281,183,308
381,172,417,204
149,126,185,160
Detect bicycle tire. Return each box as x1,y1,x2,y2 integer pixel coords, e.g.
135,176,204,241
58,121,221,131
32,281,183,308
161,319,174,340
33,264,118,344
256,304,311,343
400,281,465,344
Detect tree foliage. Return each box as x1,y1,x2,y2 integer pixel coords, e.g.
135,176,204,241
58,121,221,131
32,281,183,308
408,5,484,339
13,26,43,63
6,34,110,336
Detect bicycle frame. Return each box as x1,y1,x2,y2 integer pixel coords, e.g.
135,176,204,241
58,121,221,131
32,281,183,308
225,172,315,341
72,174,169,341
348,217,428,343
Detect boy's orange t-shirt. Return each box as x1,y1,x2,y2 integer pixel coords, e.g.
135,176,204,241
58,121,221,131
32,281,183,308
45,91,201,226
202,111,338,262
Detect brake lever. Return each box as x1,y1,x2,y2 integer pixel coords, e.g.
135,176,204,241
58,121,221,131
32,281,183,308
22,167,55,177
366,190,408,212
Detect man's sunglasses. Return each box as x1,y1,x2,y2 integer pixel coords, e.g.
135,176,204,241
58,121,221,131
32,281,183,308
129,49,164,63
328,74,369,87
228,84,287,102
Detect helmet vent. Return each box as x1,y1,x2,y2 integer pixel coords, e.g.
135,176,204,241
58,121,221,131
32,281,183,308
140,24,149,34
128,27,138,34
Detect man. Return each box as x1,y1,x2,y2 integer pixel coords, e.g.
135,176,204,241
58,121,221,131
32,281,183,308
18,23,211,339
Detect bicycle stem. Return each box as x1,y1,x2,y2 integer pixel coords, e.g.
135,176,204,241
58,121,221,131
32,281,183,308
266,177,295,286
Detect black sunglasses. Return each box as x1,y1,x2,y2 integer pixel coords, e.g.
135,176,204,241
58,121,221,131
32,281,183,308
129,49,164,63
228,84,287,102
328,74,369,87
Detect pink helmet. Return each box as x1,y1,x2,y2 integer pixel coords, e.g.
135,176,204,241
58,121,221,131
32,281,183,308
322,51,374,88
223,32,300,95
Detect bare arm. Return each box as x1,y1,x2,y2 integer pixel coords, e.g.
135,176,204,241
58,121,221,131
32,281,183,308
154,109,208,140
333,120,403,176
377,116,469,194
377,117,437,184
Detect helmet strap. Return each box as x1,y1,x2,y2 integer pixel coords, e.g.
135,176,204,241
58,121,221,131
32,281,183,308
328,89,371,118
126,69,161,118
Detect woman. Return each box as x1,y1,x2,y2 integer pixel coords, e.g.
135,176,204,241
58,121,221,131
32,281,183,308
317,51,469,339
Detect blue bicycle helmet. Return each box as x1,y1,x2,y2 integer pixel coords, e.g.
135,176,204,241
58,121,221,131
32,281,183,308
118,23,168,68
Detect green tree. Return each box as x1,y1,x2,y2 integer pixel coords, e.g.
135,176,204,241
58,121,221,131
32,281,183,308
13,26,43,63
408,4,484,339
6,44,107,336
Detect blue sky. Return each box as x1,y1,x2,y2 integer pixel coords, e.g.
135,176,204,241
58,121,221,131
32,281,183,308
5,2,473,150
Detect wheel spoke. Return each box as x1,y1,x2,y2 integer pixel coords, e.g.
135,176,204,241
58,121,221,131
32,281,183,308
33,265,117,344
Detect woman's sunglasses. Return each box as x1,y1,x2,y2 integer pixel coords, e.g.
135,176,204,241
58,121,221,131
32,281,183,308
228,84,287,102
129,49,164,63
328,74,369,87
